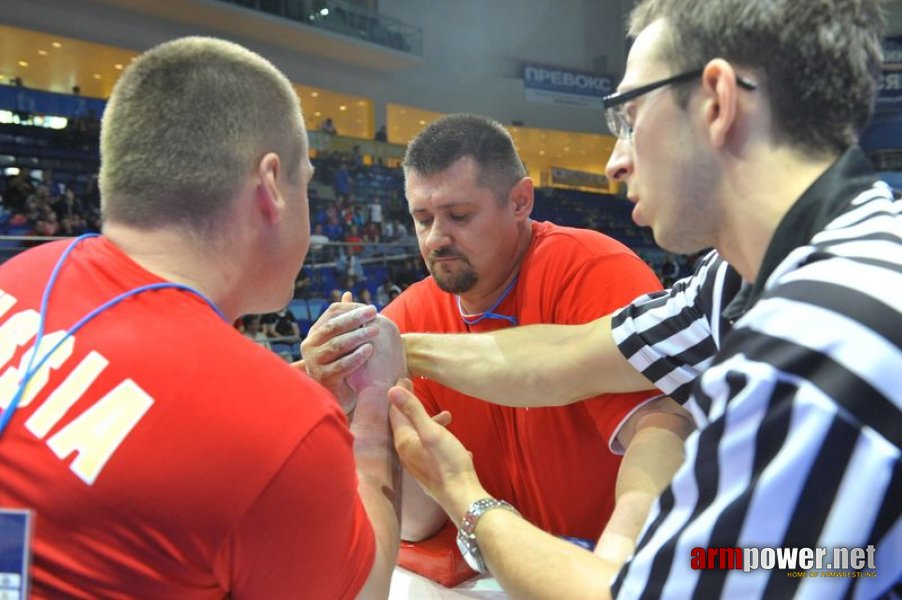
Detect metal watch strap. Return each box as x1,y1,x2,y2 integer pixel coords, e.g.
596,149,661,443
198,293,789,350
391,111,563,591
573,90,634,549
457,498,521,574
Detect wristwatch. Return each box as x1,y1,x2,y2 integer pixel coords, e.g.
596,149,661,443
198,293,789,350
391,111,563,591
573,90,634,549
456,498,521,574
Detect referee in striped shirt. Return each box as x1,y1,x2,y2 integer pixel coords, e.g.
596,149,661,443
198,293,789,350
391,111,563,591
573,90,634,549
387,0,901,598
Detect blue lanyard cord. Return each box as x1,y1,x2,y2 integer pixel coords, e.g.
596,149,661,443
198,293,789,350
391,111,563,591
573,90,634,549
0,236,227,438
456,275,520,327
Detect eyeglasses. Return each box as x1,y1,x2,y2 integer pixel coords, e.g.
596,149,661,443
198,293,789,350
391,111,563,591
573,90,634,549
602,68,758,140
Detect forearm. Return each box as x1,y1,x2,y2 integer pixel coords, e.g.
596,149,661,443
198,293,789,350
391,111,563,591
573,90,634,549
597,414,691,566
351,390,401,599
478,509,615,600
403,316,653,408
435,477,614,600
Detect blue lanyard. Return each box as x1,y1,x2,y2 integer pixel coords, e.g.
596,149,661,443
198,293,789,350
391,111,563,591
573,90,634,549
456,275,519,328
0,234,227,439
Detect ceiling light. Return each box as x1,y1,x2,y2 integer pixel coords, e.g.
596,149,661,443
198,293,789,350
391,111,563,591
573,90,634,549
115,64,123,70
93,74,101,79
314,111,321,117
339,105,347,111
311,91,319,97
320,7,329,16
419,120,426,125
37,50,48,56
51,42,62,48
17,60,28,67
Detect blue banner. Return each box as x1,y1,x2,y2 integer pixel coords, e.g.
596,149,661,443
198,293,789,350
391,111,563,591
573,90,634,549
523,63,614,108
878,36,902,110
0,86,107,119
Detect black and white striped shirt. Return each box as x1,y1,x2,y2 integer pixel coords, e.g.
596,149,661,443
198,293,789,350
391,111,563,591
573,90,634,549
610,147,901,599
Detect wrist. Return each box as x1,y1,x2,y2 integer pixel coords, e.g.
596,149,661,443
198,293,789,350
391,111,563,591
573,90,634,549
439,477,487,528
455,497,521,575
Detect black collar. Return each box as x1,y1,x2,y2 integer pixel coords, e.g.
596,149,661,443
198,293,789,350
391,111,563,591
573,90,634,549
722,146,878,321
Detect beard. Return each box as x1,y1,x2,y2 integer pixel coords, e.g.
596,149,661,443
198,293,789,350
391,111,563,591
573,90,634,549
428,249,478,294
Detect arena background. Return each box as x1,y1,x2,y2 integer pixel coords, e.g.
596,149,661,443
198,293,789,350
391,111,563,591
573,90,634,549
2,0,901,357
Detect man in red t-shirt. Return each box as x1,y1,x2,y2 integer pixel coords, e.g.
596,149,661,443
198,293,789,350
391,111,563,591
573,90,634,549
0,37,400,599
301,114,693,576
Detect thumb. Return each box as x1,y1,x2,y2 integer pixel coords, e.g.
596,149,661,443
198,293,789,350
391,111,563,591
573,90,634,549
389,384,433,435
341,291,354,303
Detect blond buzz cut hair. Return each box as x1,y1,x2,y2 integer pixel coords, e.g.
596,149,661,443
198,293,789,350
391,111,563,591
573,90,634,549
100,36,306,230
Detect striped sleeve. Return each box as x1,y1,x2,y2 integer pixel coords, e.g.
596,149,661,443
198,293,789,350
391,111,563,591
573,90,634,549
610,251,743,403
613,188,902,600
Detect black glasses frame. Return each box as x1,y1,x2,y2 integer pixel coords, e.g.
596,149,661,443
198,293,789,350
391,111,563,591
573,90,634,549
602,68,758,139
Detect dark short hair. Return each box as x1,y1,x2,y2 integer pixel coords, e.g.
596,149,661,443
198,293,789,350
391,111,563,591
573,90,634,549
403,113,527,202
629,0,885,156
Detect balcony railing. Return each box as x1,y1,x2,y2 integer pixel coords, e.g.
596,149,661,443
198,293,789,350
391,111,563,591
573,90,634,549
218,0,422,56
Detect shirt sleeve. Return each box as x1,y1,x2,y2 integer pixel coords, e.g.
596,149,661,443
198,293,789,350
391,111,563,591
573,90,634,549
215,410,375,600
610,252,740,404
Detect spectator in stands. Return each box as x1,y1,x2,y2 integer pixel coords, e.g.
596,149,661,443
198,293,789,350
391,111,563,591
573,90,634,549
320,117,337,134
242,314,272,350
58,213,88,237
392,257,425,289
4,168,35,214
392,217,408,240
659,254,680,287
362,220,381,255
376,278,402,308
336,249,364,289
308,223,331,261
52,186,85,221
350,145,364,172
354,203,367,228
381,2,898,597
263,307,301,341
381,217,395,242
334,161,352,202
368,196,383,236
344,223,363,255
25,186,54,229
359,288,374,306
83,172,100,206
33,208,60,237
374,125,387,142
0,36,400,598
293,269,313,299
323,213,344,242
300,114,691,582
39,168,65,197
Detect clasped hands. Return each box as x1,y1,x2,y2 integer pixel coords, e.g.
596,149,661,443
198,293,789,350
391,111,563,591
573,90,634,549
295,293,486,518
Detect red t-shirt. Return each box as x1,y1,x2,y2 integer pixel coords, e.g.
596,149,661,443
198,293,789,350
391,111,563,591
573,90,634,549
383,221,663,539
0,237,374,599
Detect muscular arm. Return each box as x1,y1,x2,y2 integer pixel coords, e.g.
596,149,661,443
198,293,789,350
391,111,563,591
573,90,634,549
344,316,405,598
404,315,655,407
